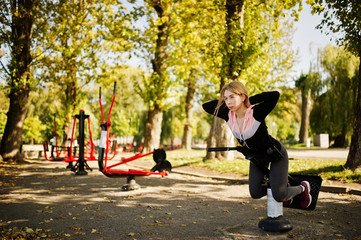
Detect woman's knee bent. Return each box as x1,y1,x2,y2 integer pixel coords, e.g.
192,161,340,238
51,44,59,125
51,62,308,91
271,188,288,202
249,186,267,199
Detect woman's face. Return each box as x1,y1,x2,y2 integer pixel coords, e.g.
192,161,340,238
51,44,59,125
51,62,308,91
224,90,245,112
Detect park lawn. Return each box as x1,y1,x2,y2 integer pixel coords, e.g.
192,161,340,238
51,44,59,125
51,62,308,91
159,149,361,184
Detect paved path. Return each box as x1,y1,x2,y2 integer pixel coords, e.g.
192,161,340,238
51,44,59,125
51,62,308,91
1,158,361,239
287,148,349,160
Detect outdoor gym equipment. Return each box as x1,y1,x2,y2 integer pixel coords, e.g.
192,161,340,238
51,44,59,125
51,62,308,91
69,110,93,175
97,82,172,190
42,115,72,162
42,112,111,169
208,146,322,233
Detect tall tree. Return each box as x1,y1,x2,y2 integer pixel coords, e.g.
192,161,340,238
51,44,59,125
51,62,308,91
0,0,37,161
36,0,132,144
308,0,361,169
182,75,196,150
310,45,359,147
167,0,217,150
205,0,302,160
295,74,311,144
131,0,174,152
213,0,246,159
144,0,171,152
295,71,322,144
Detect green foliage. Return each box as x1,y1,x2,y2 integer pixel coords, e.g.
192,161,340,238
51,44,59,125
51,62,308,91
129,0,175,112
25,86,65,142
192,108,211,140
33,0,136,130
268,86,300,143
111,110,131,136
23,116,46,144
101,65,147,138
295,72,323,98
111,110,140,137
267,115,299,144
0,0,309,150
161,105,184,143
310,45,359,137
0,80,8,136
307,0,361,57
0,110,6,135
238,0,302,91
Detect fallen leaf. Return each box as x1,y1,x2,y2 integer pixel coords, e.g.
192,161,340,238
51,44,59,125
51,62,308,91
71,227,82,230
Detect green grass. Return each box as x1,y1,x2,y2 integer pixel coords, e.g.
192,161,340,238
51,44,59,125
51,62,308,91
160,149,361,183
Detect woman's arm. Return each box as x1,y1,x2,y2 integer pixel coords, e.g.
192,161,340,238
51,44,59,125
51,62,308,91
202,100,229,121
249,91,280,121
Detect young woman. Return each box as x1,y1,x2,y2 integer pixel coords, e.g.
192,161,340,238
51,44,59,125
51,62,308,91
202,81,312,208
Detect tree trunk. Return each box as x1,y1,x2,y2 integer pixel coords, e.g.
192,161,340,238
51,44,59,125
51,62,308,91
299,89,311,144
222,0,245,80
182,76,196,150
345,57,361,170
0,0,34,161
142,0,170,153
333,134,346,148
62,80,77,145
215,117,234,159
205,117,234,160
204,0,245,160
143,105,163,153
205,119,217,159
0,89,30,161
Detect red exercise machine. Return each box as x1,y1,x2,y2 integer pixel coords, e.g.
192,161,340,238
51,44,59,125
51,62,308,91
97,82,171,190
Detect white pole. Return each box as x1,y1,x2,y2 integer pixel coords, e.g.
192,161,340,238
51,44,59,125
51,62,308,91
267,188,283,218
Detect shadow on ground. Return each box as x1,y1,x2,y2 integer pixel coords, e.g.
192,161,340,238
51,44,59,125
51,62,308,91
1,159,361,240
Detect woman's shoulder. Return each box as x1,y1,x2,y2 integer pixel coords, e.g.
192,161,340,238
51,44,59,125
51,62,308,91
202,100,229,121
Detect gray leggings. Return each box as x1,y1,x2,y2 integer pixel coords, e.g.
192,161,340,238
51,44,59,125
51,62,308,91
248,144,303,202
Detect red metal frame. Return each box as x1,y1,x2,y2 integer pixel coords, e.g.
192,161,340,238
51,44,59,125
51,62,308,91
101,151,167,177
44,113,111,162
98,82,168,177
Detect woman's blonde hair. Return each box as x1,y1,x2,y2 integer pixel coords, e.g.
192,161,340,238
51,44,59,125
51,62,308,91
214,81,248,116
